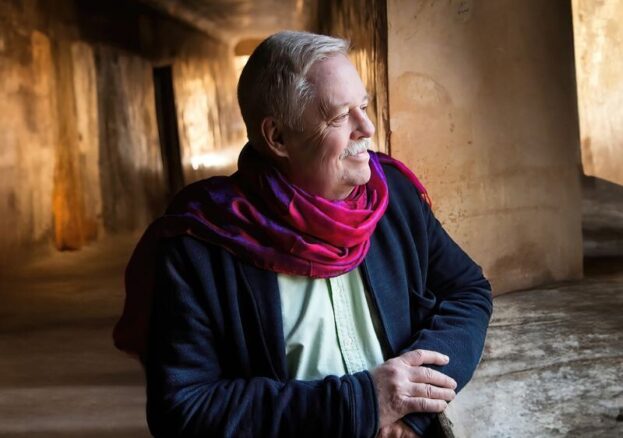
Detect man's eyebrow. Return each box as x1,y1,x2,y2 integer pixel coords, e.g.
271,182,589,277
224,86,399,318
332,94,370,109
323,93,370,115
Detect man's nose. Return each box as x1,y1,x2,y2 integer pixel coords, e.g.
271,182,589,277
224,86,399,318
351,109,376,140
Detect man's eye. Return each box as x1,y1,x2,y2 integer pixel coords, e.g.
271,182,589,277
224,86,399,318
332,113,349,123
360,105,368,112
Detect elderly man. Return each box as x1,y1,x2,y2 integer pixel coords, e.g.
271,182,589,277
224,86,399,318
114,31,492,438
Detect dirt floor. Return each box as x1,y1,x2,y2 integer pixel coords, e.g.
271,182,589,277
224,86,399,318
0,232,148,437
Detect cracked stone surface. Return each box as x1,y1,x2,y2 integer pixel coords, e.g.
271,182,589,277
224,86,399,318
448,274,623,437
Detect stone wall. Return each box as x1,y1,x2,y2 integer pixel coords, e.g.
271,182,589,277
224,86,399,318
0,3,61,259
94,45,163,234
386,0,584,294
572,0,623,186
0,0,245,265
169,33,246,182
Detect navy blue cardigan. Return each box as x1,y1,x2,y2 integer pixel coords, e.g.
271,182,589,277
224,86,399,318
144,165,493,437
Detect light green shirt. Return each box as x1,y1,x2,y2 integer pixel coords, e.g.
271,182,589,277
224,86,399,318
278,268,386,380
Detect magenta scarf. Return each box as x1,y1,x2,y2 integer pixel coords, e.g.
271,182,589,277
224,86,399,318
113,144,430,356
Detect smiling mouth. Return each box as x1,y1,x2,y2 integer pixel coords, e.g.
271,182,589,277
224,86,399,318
344,150,369,161
341,138,371,159
348,149,367,156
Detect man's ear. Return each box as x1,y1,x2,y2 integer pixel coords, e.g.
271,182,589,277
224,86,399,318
260,117,289,159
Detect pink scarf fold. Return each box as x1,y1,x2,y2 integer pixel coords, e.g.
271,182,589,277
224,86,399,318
113,144,430,356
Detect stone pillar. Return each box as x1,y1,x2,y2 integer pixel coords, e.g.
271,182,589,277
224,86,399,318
387,0,583,294
51,39,92,250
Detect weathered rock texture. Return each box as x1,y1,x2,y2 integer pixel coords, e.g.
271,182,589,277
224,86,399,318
386,0,584,294
572,0,623,187
0,6,57,260
448,274,623,437
0,0,249,264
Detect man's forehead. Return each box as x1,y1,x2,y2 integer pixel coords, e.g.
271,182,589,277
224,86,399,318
309,55,364,86
305,54,369,114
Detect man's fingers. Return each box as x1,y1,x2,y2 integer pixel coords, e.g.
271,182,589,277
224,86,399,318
410,382,456,401
400,349,449,367
374,352,456,426
409,366,457,389
403,397,448,414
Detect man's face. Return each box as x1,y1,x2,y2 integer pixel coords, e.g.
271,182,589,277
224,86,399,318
281,54,375,200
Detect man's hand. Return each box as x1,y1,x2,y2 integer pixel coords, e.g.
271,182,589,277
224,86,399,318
371,349,457,429
377,420,421,438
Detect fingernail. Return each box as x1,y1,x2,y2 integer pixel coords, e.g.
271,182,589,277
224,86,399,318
443,355,449,362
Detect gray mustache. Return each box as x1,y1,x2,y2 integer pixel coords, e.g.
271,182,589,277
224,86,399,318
341,138,371,158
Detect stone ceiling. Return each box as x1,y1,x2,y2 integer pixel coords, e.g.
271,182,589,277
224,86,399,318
139,0,315,44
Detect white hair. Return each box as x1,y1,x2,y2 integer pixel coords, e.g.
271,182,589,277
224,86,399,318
237,31,350,146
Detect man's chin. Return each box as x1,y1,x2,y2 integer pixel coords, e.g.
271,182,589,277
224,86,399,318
349,169,372,187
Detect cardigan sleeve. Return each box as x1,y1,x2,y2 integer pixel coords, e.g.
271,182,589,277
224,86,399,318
144,237,379,438
401,197,493,436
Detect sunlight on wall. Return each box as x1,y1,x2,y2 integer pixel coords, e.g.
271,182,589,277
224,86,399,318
190,146,241,171
234,55,250,80
572,0,623,186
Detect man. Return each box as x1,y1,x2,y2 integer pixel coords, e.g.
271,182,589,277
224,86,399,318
113,31,492,438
